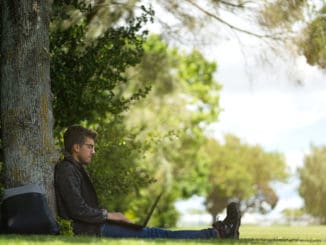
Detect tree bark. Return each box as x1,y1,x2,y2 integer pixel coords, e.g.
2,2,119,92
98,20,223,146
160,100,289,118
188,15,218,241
0,0,57,212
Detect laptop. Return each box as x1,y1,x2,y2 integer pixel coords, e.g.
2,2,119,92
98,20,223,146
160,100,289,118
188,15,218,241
106,191,163,229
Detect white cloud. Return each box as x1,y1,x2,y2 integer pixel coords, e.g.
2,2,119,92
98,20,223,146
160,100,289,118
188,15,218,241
211,93,324,150
285,150,305,173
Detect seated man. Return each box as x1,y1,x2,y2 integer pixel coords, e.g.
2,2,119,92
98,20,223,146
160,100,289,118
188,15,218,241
54,125,241,239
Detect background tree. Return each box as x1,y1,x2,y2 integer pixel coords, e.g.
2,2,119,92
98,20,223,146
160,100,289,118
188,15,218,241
282,208,306,225
202,134,288,222
298,5,326,69
299,145,326,224
0,0,57,209
89,35,222,227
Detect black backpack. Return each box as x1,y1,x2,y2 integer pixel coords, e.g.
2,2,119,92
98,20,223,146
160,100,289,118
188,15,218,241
1,184,60,234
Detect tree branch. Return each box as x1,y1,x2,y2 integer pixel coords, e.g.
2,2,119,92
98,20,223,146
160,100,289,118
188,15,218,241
86,0,106,23
217,0,254,9
185,0,285,40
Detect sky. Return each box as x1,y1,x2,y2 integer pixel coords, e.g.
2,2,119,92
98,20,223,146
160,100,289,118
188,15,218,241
142,0,326,225
210,40,326,167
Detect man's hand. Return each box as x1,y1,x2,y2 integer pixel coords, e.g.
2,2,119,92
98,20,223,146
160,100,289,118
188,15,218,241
107,212,131,223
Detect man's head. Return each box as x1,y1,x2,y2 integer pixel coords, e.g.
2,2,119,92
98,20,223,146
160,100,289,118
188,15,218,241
64,125,97,164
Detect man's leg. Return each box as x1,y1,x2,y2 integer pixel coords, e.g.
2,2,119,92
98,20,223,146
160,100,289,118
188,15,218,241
101,202,241,239
100,223,218,239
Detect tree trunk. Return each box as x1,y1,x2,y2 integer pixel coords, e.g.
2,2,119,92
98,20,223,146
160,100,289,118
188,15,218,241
0,0,57,213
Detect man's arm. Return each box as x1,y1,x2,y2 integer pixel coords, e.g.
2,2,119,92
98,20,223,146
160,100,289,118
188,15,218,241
55,162,107,224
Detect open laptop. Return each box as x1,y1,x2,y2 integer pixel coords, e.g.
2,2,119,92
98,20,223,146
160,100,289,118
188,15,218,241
106,191,163,229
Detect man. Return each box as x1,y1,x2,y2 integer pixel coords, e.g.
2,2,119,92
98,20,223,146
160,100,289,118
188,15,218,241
55,125,241,239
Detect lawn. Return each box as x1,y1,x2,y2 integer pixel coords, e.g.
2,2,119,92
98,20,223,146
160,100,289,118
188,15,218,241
0,225,326,245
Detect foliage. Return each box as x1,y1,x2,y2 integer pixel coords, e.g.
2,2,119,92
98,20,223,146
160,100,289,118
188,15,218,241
150,192,179,228
50,2,153,130
257,1,326,70
299,5,326,69
120,35,222,226
299,145,326,224
258,0,306,29
282,208,307,224
56,216,74,236
87,116,155,212
202,134,288,220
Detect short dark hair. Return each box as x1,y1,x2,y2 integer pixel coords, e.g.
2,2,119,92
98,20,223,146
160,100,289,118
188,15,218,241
63,125,97,153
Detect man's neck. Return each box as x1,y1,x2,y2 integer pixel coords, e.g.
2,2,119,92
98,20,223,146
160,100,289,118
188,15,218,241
63,151,81,165
71,154,81,164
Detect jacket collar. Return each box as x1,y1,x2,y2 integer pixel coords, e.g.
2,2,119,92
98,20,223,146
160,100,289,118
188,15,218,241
61,150,82,167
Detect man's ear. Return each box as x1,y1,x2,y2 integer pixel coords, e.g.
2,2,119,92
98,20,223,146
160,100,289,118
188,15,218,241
72,144,81,153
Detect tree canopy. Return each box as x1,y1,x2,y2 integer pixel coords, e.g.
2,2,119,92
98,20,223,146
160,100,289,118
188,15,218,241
299,145,326,224
50,2,153,130
203,134,288,221
60,1,326,71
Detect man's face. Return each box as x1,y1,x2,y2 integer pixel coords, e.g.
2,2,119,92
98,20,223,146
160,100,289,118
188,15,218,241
74,137,96,165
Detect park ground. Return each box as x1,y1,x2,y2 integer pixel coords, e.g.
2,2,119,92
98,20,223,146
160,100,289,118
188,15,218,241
0,225,325,245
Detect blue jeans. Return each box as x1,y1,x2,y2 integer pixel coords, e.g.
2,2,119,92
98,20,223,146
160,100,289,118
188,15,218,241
100,223,218,239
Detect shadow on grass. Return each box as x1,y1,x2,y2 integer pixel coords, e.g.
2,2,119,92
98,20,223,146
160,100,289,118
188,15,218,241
0,234,99,244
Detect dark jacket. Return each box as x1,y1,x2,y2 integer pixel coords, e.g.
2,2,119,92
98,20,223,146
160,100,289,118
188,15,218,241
54,152,107,235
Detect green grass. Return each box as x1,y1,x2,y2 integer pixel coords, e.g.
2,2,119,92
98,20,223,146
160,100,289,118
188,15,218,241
240,225,326,244
0,225,326,245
